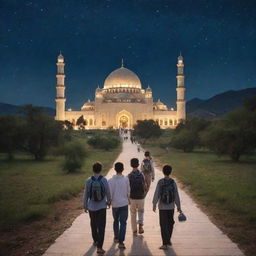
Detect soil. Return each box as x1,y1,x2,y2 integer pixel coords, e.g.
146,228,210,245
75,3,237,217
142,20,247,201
0,193,84,256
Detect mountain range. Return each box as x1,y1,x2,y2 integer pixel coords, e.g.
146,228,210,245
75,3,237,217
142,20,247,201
0,87,255,119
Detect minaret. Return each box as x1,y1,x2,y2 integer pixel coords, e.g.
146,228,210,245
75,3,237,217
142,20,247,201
176,53,186,122
55,52,66,121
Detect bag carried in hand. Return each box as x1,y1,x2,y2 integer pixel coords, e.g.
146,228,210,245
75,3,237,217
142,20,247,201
130,171,145,195
178,212,187,222
160,178,175,204
90,175,105,202
142,159,152,173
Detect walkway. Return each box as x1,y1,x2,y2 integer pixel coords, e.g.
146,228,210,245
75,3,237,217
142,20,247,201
44,139,244,256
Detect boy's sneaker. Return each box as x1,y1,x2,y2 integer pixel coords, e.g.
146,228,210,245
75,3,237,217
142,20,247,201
139,224,144,234
114,238,119,243
118,243,126,249
97,248,106,254
159,245,168,250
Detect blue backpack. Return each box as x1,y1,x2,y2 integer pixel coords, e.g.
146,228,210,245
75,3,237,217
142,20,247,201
90,175,105,202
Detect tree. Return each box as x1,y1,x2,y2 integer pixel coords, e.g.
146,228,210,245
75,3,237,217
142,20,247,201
201,108,256,161
0,116,25,160
133,119,162,143
22,105,63,160
76,115,86,129
171,118,210,152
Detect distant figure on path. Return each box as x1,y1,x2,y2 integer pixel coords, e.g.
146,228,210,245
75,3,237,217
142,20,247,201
83,162,111,255
108,162,130,250
152,165,182,250
137,143,141,152
141,151,155,194
128,158,146,235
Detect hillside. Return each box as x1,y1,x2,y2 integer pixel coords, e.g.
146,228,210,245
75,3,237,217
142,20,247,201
0,103,55,116
187,87,256,118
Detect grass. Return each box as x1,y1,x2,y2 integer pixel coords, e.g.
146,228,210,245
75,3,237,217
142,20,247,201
0,134,121,228
144,138,256,256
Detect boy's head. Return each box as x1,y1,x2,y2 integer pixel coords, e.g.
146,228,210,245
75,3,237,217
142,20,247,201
144,151,150,157
93,162,102,174
114,162,124,173
130,158,139,168
163,165,172,176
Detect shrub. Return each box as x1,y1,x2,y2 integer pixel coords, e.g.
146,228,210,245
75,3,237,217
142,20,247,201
87,135,120,151
62,141,87,173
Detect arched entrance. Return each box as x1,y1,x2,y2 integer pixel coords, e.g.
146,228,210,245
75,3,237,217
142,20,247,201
119,115,129,128
116,110,133,129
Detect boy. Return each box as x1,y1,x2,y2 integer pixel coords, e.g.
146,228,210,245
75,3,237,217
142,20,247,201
128,158,146,235
108,162,130,249
83,162,111,255
140,151,155,193
152,165,182,250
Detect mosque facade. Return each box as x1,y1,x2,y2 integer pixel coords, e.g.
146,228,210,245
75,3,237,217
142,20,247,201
55,54,186,129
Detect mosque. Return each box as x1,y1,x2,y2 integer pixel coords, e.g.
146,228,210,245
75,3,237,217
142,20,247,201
55,54,186,129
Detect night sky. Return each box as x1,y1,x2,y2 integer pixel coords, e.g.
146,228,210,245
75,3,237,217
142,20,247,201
0,0,255,109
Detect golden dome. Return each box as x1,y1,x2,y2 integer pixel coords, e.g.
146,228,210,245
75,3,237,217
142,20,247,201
104,66,141,89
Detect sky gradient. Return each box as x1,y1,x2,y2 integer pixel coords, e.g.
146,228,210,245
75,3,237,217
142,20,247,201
0,0,255,109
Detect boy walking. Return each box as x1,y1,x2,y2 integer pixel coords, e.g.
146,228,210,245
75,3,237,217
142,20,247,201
108,162,130,249
83,162,111,254
141,151,155,193
153,165,182,250
128,158,146,235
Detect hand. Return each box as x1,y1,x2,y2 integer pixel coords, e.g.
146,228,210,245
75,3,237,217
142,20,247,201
128,199,131,205
177,208,182,213
153,206,156,212
107,204,111,209
152,178,154,182
84,209,88,213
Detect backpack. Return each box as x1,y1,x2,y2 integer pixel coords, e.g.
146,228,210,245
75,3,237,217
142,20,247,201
90,175,105,202
160,178,175,204
142,159,152,173
129,171,145,195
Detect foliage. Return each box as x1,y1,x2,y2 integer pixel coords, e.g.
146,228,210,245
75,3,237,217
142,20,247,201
22,105,64,160
87,135,120,151
62,140,87,173
171,118,210,152
201,107,256,161
133,119,162,142
0,116,26,160
76,115,86,129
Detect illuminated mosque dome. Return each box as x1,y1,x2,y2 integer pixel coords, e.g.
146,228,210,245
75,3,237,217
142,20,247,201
103,65,141,89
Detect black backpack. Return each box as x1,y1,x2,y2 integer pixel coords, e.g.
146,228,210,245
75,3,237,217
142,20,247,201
90,175,105,202
160,178,175,204
129,171,145,195
142,159,152,173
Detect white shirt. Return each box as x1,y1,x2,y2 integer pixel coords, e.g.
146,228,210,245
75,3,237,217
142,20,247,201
108,174,130,208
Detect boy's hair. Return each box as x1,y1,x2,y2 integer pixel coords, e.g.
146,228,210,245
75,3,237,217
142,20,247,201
144,151,150,157
114,162,124,173
93,162,102,173
163,165,172,176
130,158,139,168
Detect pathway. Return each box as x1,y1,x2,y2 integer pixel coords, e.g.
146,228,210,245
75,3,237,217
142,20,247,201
44,138,244,256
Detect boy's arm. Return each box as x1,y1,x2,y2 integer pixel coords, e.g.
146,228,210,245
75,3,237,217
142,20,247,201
104,179,111,207
151,160,155,180
83,180,90,212
152,181,160,211
174,182,181,212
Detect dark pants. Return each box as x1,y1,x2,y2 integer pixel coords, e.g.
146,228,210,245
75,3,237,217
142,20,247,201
159,209,175,245
89,208,106,248
112,205,128,243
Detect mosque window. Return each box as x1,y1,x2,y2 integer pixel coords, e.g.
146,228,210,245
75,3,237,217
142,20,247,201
89,119,93,126
174,120,177,125
160,120,163,125
102,121,106,126
164,120,168,126
84,119,88,126
169,119,173,125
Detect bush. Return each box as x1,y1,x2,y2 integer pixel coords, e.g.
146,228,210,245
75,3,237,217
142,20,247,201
87,135,120,151
62,141,87,173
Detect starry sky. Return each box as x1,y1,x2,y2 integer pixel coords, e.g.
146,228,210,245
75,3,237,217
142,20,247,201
0,0,255,109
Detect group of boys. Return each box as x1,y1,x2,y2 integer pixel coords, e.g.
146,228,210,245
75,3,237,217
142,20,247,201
83,151,182,254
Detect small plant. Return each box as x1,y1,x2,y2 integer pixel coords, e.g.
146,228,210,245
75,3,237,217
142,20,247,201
62,141,87,173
